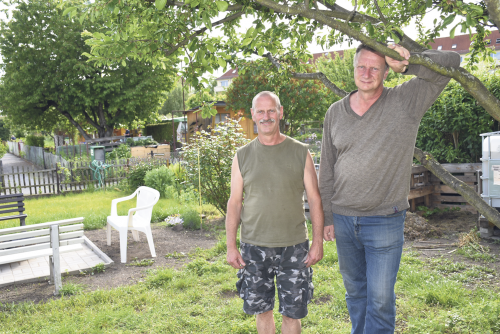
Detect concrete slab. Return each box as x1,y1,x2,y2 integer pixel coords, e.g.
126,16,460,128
0,236,114,288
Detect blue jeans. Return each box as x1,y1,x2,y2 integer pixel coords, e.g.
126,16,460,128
332,210,406,334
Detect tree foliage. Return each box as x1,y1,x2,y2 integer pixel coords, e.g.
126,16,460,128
226,59,335,136
416,73,500,163
0,0,174,139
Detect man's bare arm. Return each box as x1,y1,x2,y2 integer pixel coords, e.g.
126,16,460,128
226,154,246,269
303,151,324,267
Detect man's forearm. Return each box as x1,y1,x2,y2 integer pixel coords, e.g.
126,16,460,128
225,200,242,250
308,195,324,243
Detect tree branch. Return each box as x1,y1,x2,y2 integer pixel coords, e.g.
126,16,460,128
485,0,500,31
163,11,244,57
263,52,348,97
414,147,500,229
255,0,500,121
57,108,92,141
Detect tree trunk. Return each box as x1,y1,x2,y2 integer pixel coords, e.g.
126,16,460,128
414,147,500,229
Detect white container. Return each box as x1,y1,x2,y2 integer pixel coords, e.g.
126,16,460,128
481,132,500,207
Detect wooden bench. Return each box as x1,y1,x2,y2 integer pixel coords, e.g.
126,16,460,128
0,193,27,226
0,217,84,294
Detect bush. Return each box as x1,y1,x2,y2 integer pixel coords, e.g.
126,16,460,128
125,137,158,147
107,144,131,160
183,120,249,215
144,166,175,198
127,162,157,190
144,122,174,143
181,208,201,230
25,134,45,147
0,142,7,159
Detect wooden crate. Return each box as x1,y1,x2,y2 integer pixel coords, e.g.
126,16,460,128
131,145,170,159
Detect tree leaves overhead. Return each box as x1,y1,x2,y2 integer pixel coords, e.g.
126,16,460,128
70,0,500,122
0,0,175,139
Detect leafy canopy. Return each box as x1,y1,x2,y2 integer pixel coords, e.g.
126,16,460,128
0,0,175,139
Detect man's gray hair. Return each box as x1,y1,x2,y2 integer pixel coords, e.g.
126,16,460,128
252,91,281,113
354,44,389,70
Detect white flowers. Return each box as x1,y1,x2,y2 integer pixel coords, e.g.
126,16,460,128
165,214,183,225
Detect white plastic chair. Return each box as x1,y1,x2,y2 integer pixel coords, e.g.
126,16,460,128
106,186,160,263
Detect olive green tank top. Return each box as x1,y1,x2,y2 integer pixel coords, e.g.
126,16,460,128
237,136,308,247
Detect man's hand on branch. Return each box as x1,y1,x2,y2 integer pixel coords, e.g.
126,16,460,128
386,44,410,73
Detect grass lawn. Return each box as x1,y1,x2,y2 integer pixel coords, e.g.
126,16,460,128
0,239,499,333
0,190,219,230
0,193,499,332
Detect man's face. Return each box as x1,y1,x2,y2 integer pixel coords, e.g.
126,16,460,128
251,95,283,136
353,49,389,95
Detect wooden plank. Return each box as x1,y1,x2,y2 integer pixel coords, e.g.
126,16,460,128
430,175,477,183
0,224,84,242
408,185,434,200
433,195,467,203
440,163,481,173
0,231,84,249
434,184,459,194
50,225,62,295
0,217,84,235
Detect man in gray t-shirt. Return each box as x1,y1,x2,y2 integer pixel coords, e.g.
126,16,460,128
319,44,460,333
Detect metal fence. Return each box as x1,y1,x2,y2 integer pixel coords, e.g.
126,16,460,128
7,142,68,169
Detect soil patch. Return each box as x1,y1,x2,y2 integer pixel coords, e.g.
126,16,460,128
0,219,224,304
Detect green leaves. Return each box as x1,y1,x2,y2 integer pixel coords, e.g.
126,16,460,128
62,6,77,16
155,0,167,10
217,57,226,68
215,1,229,12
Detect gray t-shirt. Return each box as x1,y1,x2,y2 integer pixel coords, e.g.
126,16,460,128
319,50,461,225
237,136,309,247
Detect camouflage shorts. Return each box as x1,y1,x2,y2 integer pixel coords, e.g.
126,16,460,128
235,240,314,319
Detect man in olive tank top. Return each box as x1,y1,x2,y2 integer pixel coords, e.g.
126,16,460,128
226,91,324,334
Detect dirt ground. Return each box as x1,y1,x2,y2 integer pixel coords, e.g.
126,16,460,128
1,212,499,305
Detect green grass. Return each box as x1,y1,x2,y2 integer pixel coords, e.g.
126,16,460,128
1,211,499,332
0,190,219,230
1,240,499,333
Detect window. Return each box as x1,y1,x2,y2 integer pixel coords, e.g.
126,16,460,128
437,45,442,50
215,113,229,124
451,44,457,49
220,80,229,87
486,40,491,44
496,38,500,43
253,122,258,134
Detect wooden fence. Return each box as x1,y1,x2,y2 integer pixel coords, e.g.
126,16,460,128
0,158,169,196
408,163,481,213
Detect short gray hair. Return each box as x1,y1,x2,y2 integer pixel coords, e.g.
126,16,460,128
252,91,281,113
354,44,389,70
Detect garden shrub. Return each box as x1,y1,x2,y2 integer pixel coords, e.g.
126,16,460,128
181,208,201,230
127,162,156,190
25,134,45,147
0,142,7,159
183,120,249,215
107,144,131,160
143,122,174,143
144,166,175,198
125,137,158,147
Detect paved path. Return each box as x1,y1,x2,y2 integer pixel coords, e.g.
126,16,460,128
0,243,105,287
0,153,53,195
1,153,41,173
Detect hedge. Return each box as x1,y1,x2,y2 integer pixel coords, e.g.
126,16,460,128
144,122,175,144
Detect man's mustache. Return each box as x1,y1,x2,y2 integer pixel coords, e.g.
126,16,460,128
259,119,276,124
